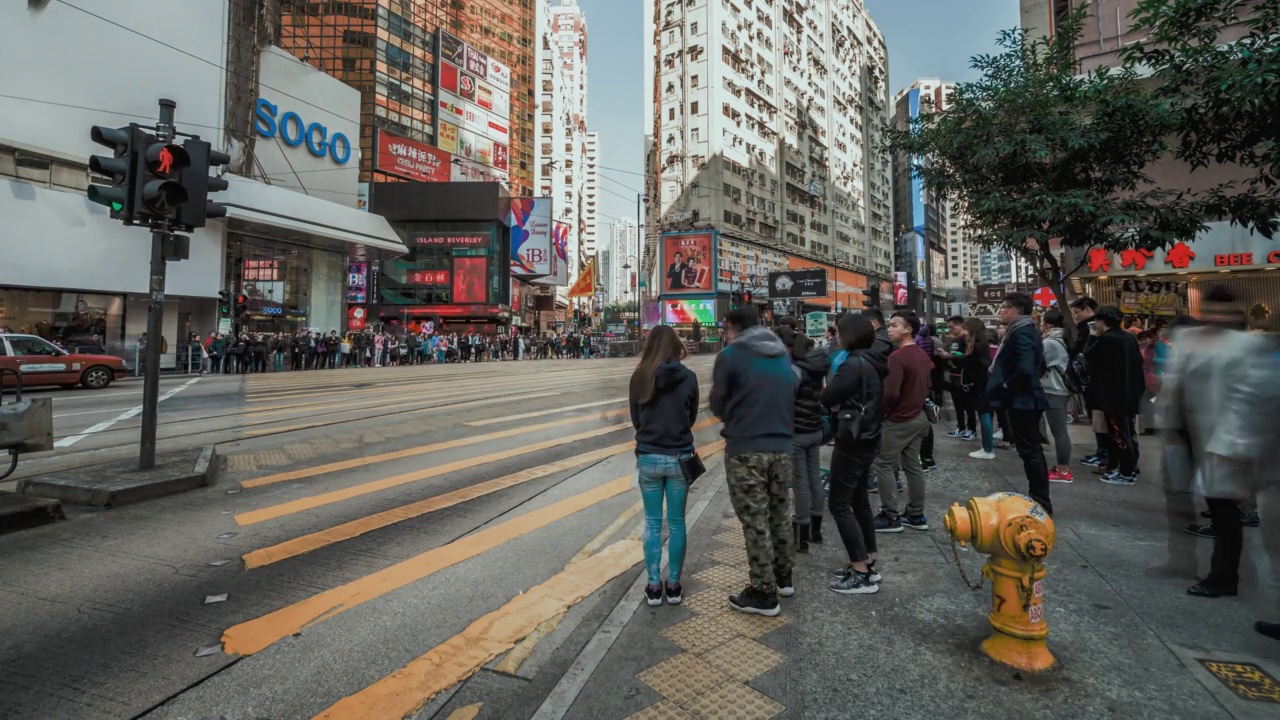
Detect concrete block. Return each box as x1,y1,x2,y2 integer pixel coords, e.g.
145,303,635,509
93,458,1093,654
0,490,65,533
17,445,219,508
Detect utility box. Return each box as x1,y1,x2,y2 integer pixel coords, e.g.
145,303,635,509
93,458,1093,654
0,398,54,454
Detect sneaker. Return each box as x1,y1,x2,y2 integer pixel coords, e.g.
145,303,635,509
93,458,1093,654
777,572,795,598
947,428,966,438
1241,511,1261,527
645,583,663,607
902,514,929,531
873,512,903,533
969,449,996,460
1187,582,1238,598
665,582,683,605
728,586,781,616
1200,509,1212,519
867,560,882,583
1049,469,1074,483
960,430,977,441
922,459,938,472
1184,523,1215,539
830,570,879,594
1080,454,1106,468
993,429,1004,441
1100,471,1136,486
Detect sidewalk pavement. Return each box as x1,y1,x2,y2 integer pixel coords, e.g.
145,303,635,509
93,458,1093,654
557,424,1280,719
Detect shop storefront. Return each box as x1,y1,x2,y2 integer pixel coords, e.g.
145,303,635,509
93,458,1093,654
0,289,124,353
1073,224,1280,330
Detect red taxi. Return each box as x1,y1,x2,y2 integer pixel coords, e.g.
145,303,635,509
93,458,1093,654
0,334,127,390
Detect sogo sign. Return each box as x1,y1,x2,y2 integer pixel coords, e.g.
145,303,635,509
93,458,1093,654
254,98,352,164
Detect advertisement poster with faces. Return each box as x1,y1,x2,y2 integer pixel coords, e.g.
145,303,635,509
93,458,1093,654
434,29,512,181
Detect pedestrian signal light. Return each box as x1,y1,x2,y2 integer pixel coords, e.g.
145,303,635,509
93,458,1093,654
137,134,191,219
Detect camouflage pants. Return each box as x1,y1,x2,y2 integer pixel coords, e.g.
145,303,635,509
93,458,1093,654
726,452,795,593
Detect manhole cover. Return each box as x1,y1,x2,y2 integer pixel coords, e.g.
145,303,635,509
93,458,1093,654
1196,659,1280,703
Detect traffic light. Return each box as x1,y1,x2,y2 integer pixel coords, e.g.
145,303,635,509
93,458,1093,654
176,137,230,231
742,291,753,304
134,132,190,223
218,290,231,316
865,285,881,308
234,294,249,319
87,124,138,222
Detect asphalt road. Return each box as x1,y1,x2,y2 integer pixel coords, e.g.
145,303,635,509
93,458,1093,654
0,357,719,719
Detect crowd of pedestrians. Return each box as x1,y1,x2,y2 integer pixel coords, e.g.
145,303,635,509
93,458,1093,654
627,290,1278,640
183,328,610,374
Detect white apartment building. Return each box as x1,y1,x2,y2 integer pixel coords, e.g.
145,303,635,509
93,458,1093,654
536,0,591,293
583,132,600,261
643,0,894,283
604,219,640,305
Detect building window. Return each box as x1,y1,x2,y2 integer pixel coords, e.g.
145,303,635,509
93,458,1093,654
691,75,699,87
669,107,675,120
690,101,699,114
691,21,698,34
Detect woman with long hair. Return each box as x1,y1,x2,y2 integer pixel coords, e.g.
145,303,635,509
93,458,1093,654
629,325,700,607
961,318,996,460
776,324,830,554
1040,309,1074,480
821,313,886,595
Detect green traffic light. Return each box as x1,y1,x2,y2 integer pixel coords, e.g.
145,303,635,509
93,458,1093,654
111,202,123,212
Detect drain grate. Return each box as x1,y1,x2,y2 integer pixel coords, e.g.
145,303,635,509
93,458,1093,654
1197,659,1280,703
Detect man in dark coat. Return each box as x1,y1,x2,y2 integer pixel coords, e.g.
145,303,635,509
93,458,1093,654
1084,306,1146,484
987,292,1053,514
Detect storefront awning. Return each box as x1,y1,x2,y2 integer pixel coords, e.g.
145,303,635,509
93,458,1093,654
221,176,407,259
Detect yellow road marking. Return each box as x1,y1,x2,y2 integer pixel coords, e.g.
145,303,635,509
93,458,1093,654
246,383,541,419
464,397,627,426
444,705,482,720
234,423,630,525
222,475,635,657
241,441,635,568
241,412,621,489
311,539,644,720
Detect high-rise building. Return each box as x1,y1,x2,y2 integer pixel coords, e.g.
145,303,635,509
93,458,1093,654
536,0,591,289
276,0,537,196
606,219,640,305
584,132,600,262
642,0,894,289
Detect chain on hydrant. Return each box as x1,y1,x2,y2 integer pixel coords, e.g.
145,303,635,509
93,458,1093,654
943,492,1055,672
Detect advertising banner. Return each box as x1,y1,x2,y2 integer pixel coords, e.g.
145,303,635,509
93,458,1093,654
346,262,368,304
439,61,460,94
915,234,927,289
375,130,450,183
437,121,459,154
717,238,788,293
487,56,511,91
767,269,827,298
452,157,507,185
475,136,494,166
549,220,570,285
464,45,489,80
477,81,495,111
491,88,511,119
661,232,716,294
510,197,554,276
664,299,718,325
437,90,464,123
493,142,510,172
459,70,478,103
487,116,510,144
462,103,489,135
456,126,478,161
452,257,487,303
894,272,909,306
439,30,465,65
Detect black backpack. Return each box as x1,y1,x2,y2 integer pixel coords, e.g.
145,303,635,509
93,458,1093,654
1062,340,1090,394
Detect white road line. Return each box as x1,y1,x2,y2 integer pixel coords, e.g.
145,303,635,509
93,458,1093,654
53,377,201,448
53,408,133,419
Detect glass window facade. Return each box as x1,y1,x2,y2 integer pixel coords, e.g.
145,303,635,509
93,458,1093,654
0,289,125,353
378,222,508,306
226,235,346,334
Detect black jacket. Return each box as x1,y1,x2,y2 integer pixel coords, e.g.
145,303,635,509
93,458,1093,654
958,339,991,410
792,347,829,436
631,361,700,456
986,318,1048,411
1084,328,1145,416
820,347,886,444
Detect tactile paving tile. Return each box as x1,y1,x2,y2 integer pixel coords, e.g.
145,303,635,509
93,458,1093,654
637,653,729,706
679,590,726,615
699,636,786,682
710,531,741,547
681,679,785,720
692,564,750,592
625,699,696,719
660,615,739,654
709,610,790,639
718,518,739,532
225,455,257,473
706,546,748,566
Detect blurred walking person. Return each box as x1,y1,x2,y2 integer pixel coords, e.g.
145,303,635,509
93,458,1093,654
987,293,1053,514
711,307,796,617
630,325,700,607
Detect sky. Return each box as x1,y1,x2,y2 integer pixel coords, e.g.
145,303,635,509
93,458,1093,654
577,0,1020,234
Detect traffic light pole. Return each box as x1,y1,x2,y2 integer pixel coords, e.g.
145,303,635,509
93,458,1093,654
139,228,169,470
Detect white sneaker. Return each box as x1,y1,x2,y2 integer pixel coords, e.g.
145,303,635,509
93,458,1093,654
992,430,1004,441
969,449,996,460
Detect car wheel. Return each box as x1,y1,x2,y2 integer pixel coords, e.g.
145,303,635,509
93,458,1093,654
80,366,114,390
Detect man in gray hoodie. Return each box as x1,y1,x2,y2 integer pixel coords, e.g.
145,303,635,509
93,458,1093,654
711,307,797,617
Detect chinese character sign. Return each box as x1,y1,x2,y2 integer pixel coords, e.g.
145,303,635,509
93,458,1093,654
407,269,450,285
375,130,450,183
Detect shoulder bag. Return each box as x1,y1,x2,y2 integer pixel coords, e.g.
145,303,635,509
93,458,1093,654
678,450,706,483
835,357,869,443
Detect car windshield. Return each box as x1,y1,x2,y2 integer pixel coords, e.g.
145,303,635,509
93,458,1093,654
8,337,65,356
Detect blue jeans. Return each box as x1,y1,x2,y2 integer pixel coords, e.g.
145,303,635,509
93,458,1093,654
637,454,689,586
979,412,995,452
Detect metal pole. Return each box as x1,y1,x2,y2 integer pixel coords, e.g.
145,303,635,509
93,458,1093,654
140,230,167,470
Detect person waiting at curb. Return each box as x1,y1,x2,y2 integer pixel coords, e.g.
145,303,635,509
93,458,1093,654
711,307,796,617
987,292,1053,514
871,311,933,533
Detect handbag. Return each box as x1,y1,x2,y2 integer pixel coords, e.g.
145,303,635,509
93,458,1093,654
924,397,940,424
834,357,869,443
678,450,706,483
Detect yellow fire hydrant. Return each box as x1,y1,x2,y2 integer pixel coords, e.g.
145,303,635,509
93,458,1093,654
943,492,1056,672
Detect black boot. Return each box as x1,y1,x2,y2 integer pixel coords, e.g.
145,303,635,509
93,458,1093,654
795,522,810,554
810,515,824,544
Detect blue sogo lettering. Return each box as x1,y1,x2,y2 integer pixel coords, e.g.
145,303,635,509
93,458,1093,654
253,97,351,164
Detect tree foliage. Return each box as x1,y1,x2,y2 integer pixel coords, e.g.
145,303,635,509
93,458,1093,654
1125,0,1280,238
882,4,1205,323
